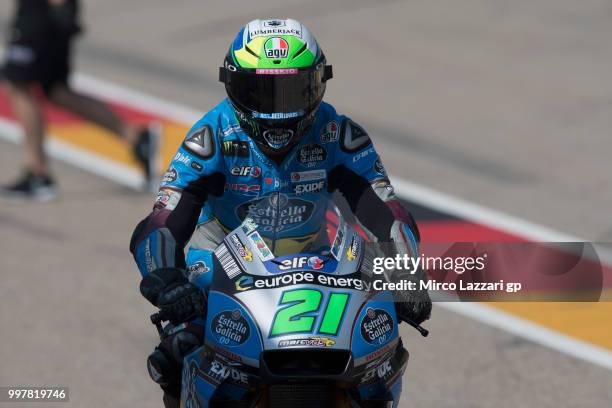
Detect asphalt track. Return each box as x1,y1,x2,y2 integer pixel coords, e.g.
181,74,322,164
1,1,611,407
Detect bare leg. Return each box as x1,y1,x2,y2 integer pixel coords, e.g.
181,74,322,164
47,84,141,144
5,82,48,175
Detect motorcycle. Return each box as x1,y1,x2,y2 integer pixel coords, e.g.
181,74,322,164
150,196,428,407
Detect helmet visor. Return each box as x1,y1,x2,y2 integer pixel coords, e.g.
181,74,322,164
222,65,327,119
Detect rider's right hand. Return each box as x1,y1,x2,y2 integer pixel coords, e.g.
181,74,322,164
140,268,207,324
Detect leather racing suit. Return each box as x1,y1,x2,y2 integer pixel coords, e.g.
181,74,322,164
130,99,421,287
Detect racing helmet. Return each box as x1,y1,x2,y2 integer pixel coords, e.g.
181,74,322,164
219,19,333,153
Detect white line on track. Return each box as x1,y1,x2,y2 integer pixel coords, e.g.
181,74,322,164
1,72,611,371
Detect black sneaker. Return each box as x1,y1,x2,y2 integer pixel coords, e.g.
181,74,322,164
0,171,58,201
132,125,160,191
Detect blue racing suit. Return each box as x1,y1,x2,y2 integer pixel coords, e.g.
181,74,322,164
130,98,420,289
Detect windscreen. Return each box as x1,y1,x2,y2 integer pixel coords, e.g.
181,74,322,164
237,194,343,259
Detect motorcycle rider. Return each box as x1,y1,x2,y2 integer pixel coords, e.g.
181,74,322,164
130,18,431,407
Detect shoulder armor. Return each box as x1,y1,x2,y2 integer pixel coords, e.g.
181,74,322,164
183,125,215,159
340,119,371,153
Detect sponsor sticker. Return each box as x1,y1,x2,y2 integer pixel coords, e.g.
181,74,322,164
211,309,251,346
298,144,327,167
330,223,345,261
346,236,360,262
360,357,394,384
320,121,339,143
251,271,370,291
263,19,285,28
256,68,298,75
264,37,289,59
225,183,260,196
240,218,259,235
236,194,315,233
207,359,249,385
360,308,394,345
187,261,210,278
221,124,242,138
230,166,261,177
290,169,326,183
253,111,301,120
263,128,293,149
154,188,181,210
248,231,275,261
278,337,336,348
221,140,250,157
235,275,254,291
214,244,241,279
249,23,302,39
230,234,253,262
294,180,325,195
173,152,191,165
161,167,178,183
352,146,376,163
277,255,324,271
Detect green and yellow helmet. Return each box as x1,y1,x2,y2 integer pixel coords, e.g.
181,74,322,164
219,19,333,153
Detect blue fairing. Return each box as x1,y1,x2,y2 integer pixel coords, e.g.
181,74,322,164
205,291,263,363
351,291,399,359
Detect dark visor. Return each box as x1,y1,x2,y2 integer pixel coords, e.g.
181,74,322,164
220,65,332,117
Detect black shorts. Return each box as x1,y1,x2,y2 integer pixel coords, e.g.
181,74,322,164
2,24,74,95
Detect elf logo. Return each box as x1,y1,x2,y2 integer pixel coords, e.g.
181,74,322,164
230,166,261,177
278,256,324,270
265,37,289,59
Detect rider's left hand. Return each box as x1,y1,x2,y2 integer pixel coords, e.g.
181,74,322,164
140,267,207,324
157,281,207,324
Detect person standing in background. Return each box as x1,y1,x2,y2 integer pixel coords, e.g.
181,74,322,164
0,0,157,200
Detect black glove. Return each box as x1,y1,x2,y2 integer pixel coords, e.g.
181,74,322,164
140,268,207,324
394,288,432,326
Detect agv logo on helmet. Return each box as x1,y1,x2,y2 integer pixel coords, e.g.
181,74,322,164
264,37,289,59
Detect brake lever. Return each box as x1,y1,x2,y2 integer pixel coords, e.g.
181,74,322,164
150,311,167,337
398,313,429,337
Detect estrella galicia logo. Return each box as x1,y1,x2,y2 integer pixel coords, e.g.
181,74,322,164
211,309,251,346
298,144,327,167
360,308,394,345
235,193,315,233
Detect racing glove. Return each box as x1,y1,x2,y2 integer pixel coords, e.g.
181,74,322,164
387,219,432,326
393,282,432,326
140,267,207,324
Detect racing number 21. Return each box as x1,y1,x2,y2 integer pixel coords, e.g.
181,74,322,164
270,289,350,337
